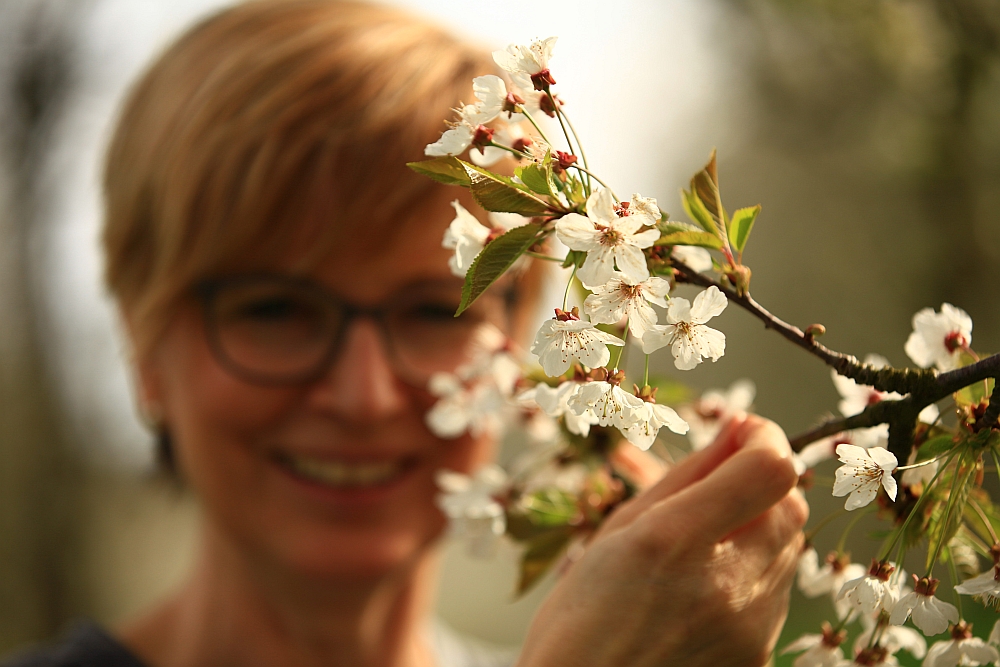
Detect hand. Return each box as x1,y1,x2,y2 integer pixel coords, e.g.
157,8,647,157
516,414,808,667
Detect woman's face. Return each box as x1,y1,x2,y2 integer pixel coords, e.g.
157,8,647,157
140,189,506,580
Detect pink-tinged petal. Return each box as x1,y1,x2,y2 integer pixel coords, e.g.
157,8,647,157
665,296,692,324
613,245,651,283
555,214,600,251
689,286,728,323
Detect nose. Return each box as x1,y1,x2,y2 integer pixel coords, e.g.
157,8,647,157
304,317,409,420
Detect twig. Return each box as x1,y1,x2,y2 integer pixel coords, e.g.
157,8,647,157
671,258,936,394
666,258,1000,457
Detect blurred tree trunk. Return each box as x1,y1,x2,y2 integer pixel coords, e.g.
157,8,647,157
0,0,89,653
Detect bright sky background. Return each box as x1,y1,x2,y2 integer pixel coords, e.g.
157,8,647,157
32,0,738,468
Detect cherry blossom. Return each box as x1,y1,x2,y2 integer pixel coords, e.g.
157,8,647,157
782,624,847,667
567,373,644,430
492,36,558,92
832,444,898,511
793,436,844,476
853,615,927,662
469,123,528,167
555,188,660,287
425,373,505,439
518,381,599,436
831,354,901,449
442,200,491,277
837,560,902,617
678,379,755,451
798,548,867,618
620,398,689,450
583,272,670,339
923,622,999,667
904,303,973,372
435,464,508,557
530,308,625,377
954,565,1000,607
640,286,728,370
425,104,493,157
671,244,713,273
889,576,959,636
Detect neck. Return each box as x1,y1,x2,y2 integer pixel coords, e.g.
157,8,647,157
122,521,440,667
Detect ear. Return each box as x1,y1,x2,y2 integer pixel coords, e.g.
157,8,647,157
123,314,167,427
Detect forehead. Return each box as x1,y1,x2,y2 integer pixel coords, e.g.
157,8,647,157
285,186,481,303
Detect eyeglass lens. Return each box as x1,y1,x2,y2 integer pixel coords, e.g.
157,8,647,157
205,277,509,383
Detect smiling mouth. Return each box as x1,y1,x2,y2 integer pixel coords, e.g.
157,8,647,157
276,454,414,488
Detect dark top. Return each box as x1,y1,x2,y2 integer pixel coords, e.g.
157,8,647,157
1,620,516,667
1,623,146,667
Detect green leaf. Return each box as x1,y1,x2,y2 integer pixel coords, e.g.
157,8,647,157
517,526,574,595
728,205,760,254
655,230,724,249
406,157,471,187
516,162,556,197
463,163,552,215
916,434,956,462
457,223,542,315
521,488,580,527
681,187,716,235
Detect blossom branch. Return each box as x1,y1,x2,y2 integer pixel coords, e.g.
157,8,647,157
670,258,938,395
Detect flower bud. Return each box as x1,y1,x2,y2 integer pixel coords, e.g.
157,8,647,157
804,323,827,339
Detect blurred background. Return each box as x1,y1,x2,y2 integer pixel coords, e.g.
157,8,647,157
1,0,1000,664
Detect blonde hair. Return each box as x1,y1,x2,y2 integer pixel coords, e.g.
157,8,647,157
103,0,496,358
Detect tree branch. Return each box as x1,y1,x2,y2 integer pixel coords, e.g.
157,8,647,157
670,258,938,395
665,259,1000,458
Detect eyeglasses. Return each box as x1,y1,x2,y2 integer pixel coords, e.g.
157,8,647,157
196,274,513,385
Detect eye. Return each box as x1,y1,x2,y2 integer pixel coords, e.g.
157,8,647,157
407,301,460,322
236,296,300,321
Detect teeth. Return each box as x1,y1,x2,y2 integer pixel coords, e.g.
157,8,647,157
285,456,402,488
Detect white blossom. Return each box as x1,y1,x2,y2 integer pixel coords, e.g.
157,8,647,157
671,244,713,273
782,628,847,667
568,379,644,430
798,548,867,617
530,312,625,377
889,577,959,636
583,272,670,339
555,188,660,287
832,444,898,511
954,565,1000,607
518,381,599,436
678,379,755,451
831,354,901,449
435,465,508,557
853,617,927,661
425,374,505,439
425,104,488,157
837,561,903,617
620,400,689,450
470,123,527,167
923,632,998,667
793,436,843,476
441,202,529,277
442,200,491,277
904,303,973,372
492,36,558,93
641,286,727,370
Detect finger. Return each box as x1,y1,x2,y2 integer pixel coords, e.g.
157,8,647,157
650,441,799,546
728,489,808,574
602,415,749,533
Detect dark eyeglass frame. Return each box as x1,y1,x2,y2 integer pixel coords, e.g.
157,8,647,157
195,273,516,387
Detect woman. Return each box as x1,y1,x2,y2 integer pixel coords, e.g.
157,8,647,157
4,1,807,666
